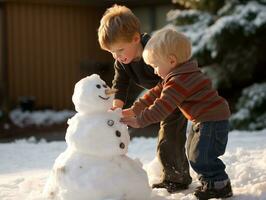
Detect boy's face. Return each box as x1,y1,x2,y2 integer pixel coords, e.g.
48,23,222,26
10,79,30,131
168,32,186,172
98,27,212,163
148,55,177,79
108,34,141,64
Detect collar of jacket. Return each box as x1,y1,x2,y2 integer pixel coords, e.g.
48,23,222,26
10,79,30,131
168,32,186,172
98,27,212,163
164,59,200,83
141,33,150,47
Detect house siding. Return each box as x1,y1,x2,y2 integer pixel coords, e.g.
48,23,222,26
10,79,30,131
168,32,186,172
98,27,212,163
5,2,111,109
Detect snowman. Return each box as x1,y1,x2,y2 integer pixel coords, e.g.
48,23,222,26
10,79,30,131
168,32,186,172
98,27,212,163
43,74,151,200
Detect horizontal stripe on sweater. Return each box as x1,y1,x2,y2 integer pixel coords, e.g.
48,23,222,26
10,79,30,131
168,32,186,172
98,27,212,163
132,60,231,128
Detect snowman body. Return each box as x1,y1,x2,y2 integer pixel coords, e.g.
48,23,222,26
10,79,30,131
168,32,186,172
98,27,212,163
48,150,150,200
43,74,151,200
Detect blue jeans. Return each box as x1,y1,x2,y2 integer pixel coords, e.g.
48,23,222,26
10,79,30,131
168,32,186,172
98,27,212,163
187,120,229,183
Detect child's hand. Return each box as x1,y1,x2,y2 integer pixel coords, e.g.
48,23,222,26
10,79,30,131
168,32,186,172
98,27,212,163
110,106,120,111
122,108,135,117
120,116,140,128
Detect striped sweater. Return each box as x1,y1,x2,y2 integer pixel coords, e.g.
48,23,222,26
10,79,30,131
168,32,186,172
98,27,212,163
132,60,231,128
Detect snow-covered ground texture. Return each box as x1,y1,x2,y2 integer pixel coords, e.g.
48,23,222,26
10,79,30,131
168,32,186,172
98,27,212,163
0,129,266,200
9,109,75,128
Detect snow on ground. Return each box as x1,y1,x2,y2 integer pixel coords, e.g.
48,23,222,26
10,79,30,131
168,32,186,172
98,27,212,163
9,109,75,128
0,130,266,200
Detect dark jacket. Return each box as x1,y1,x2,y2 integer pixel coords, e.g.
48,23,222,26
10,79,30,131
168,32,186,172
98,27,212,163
112,33,161,102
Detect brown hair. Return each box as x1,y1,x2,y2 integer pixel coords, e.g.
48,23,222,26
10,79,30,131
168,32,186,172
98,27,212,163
98,4,141,50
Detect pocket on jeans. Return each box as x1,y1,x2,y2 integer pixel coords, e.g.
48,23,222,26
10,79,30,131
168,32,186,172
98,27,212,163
215,128,229,156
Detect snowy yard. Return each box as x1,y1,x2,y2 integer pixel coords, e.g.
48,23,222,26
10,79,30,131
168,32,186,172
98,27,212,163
0,129,266,200
1,1,265,199
1,75,266,200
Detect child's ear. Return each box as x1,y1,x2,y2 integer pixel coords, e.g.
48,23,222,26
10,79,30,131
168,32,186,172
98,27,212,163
169,54,177,66
132,33,140,43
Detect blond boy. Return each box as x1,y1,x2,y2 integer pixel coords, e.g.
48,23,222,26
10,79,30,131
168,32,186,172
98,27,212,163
121,28,233,200
98,5,192,193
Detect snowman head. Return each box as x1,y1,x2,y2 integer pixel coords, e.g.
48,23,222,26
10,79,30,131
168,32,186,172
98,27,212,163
72,74,114,114
66,109,130,156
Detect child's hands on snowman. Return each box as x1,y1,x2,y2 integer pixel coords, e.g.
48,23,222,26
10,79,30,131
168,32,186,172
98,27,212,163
120,116,140,128
120,108,140,128
110,100,140,128
122,108,135,117
110,99,124,111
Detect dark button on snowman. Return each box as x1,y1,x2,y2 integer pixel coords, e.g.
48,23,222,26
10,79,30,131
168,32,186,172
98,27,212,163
43,74,151,200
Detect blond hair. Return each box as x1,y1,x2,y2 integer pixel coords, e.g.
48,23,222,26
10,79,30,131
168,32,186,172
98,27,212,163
98,4,141,50
143,28,191,66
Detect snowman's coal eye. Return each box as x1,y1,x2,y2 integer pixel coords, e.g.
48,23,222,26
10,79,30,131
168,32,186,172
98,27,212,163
107,120,114,126
102,84,107,88
115,130,121,137
120,143,125,149
96,84,101,89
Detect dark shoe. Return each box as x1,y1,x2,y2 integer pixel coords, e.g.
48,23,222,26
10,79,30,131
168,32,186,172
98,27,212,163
152,180,189,193
194,181,233,200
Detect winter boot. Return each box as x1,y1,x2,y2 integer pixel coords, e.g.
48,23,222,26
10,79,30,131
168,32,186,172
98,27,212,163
194,180,233,200
152,180,189,193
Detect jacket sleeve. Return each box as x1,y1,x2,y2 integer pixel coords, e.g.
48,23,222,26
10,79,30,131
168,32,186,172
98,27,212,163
112,60,130,102
131,82,163,115
136,78,187,127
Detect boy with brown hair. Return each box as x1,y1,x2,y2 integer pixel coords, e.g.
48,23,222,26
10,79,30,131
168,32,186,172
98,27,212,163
98,5,192,193
121,28,233,200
